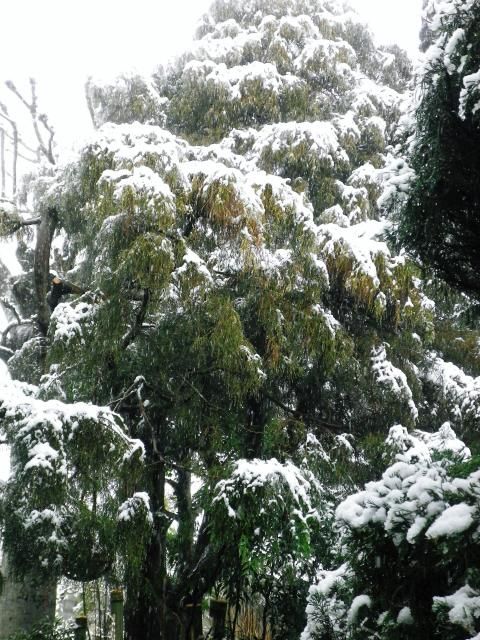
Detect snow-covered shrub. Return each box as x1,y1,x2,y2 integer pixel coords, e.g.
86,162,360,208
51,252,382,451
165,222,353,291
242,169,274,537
302,423,480,640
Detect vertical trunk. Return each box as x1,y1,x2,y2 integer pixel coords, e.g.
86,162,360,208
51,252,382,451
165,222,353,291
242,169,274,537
34,207,57,336
176,467,193,571
124,443,171,640
176,466,203,640
0,554,56,639
245,396,267,459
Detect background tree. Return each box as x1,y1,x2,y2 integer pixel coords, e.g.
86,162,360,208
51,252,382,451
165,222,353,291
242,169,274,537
302,2,480,638
0,80,149,639
390,0,480,296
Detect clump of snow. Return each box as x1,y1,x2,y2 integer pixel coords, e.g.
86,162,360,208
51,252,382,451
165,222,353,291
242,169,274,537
371,344,418,420
433,585,480,635
423,353,480,425
397,606,414,625
118,492,153,525
51,301,97,345
426,502,475,539
24,442,59,472
347,594,372,625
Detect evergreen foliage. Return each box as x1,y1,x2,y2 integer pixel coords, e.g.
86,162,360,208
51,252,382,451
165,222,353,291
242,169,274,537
390,0,480,296
302,425,480,640
2,1,480,639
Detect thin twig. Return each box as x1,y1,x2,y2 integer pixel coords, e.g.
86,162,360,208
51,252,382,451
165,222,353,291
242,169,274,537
5,79,55,165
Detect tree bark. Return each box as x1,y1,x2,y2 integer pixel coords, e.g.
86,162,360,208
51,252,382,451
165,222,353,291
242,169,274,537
0,554,56,640
34,207,57,335
124,432,172,640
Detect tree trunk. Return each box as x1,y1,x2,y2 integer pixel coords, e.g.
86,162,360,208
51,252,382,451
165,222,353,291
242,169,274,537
124,442,171,640
244,396,267,459
0,554,56,639
34,207,57,335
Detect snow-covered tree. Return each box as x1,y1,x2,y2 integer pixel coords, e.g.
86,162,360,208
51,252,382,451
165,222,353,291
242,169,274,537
391,0,480,297
302,424,480,640
3,1,480,640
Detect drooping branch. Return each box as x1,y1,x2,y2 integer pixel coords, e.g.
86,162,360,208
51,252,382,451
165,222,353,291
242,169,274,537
0,297,22,324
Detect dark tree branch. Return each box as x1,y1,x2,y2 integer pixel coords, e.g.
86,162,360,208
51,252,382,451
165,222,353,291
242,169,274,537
34,206,58,335
122,288,150,349
262,390,343,434
0,345,14,362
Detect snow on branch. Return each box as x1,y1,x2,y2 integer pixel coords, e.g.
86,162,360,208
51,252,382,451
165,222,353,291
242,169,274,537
0,379,143,459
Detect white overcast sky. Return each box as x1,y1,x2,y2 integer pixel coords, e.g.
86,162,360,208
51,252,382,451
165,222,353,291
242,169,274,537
0,0,423,151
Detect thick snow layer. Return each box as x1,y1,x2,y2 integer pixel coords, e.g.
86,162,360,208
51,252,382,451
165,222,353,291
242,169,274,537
433,585,480,634
213,457,318,520
426,503,475,539
0,379,142,461
371,344,418,420
51,301,97,345
336,424,473,547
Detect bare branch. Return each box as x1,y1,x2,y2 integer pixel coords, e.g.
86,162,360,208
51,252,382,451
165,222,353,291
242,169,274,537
4,81,30,111
0,128,5,197
0,297,23,324
0,110,18,194
5,79,55,166
1,126,42,158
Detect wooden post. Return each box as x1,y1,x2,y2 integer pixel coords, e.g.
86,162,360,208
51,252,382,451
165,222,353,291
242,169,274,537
209,599,227,640
74,615,87,640
111,589,124,640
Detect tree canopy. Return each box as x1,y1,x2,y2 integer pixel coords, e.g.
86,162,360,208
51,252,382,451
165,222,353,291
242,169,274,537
2,1,480,640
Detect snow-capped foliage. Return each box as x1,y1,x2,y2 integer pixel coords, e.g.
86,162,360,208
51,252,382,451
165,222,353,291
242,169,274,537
214,457,318,521
371,344,418,421
422,352,480,429
303,424,480,639
5,1,480,638
0,379,145,579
